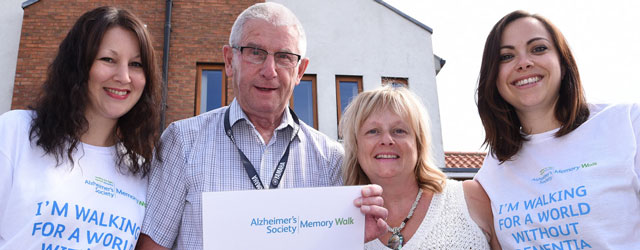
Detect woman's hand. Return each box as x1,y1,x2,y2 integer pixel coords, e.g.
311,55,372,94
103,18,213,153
354,184,389,243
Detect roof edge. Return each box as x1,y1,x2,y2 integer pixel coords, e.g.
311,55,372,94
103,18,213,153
373,0,433,34
22,0,39,9
445,151,486,155
434,54,446,74
444,172,477,179
441,168,480,173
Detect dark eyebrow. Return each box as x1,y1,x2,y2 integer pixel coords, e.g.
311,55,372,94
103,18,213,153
500,37,551,50
103,49,119,56
527,37,550,45
103,49,141,59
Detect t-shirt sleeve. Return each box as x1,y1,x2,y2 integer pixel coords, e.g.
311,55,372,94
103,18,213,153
0,112,16,227
631,103,640,182
473,154,491,183
0,142,12,228
141,123,189,248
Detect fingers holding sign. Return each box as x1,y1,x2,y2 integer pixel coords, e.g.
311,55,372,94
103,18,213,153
354,184,388,243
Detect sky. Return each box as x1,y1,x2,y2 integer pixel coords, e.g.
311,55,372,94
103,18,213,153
385,0,640,152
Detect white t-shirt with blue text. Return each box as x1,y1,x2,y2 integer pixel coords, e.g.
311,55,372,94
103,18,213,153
0,110,147,250
475,103,640,250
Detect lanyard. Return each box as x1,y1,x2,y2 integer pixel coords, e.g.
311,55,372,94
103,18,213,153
223,107,300,189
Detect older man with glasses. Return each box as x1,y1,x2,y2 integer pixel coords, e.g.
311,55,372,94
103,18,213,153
136,2,388,250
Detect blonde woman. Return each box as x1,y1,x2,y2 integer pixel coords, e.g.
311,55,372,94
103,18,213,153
340,85,500,249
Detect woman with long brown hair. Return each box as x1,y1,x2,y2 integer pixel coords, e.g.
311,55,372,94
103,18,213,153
475,10,640,249
0,6,160,249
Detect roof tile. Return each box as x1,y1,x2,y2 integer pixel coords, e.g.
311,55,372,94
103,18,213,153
444,152,486,169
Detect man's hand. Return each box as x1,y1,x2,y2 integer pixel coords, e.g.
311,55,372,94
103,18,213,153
354,184,388,243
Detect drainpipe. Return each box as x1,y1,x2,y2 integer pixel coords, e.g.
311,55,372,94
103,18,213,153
160,0,173,130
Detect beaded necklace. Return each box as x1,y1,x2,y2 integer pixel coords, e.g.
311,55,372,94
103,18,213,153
386,188,423,249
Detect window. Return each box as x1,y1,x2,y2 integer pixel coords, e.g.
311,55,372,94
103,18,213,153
196,64,227,115
290,75,318,129
335,75,363,123
382,77,408,87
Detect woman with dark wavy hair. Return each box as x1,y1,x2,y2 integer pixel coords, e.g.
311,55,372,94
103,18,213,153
475,10,640,249
0,6,159,249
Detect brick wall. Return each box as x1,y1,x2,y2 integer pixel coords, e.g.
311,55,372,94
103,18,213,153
12,0,165,110
164,0,256,125
12,0,259,126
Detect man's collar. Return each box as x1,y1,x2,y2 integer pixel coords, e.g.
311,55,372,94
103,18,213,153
228,99,249,127
229,98,298,132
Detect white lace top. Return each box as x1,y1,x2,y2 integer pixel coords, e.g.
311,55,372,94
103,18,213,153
365,180,491,250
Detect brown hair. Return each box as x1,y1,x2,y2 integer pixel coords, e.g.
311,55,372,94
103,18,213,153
476,10,589,163
339,85,446,193
29,6,160,176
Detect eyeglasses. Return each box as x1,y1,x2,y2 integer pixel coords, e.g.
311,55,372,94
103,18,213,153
232,45,301,69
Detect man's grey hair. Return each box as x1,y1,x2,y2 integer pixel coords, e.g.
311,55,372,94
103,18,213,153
229,2,307,58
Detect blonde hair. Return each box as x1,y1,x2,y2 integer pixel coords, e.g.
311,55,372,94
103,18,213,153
339,85,446,193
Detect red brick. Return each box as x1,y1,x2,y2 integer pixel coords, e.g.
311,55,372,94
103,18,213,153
13,0,259,127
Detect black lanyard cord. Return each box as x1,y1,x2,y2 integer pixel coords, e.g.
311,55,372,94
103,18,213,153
224,107,300,189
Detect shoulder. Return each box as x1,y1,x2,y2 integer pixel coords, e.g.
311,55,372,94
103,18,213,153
588,102,638,117
162,108,226,141
462,179,499,248
297,122,334,144
584,103,640,132
461,179,490,204
474,152,499,181
0,110,33,125
461,179,492,224
441,179,461,192
435,179,464,203
170,107,226,133
158,108,226,159
438,179,489,210
298,122,344,155
0,110,34,137
0,110,36,161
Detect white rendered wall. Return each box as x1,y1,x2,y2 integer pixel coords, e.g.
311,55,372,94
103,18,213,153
270,0,445,167
0,0,24,114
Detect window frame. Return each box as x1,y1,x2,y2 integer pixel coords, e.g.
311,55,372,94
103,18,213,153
289,74,318,129
381,76,409,87
195,64,227,115
335,75,363,124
